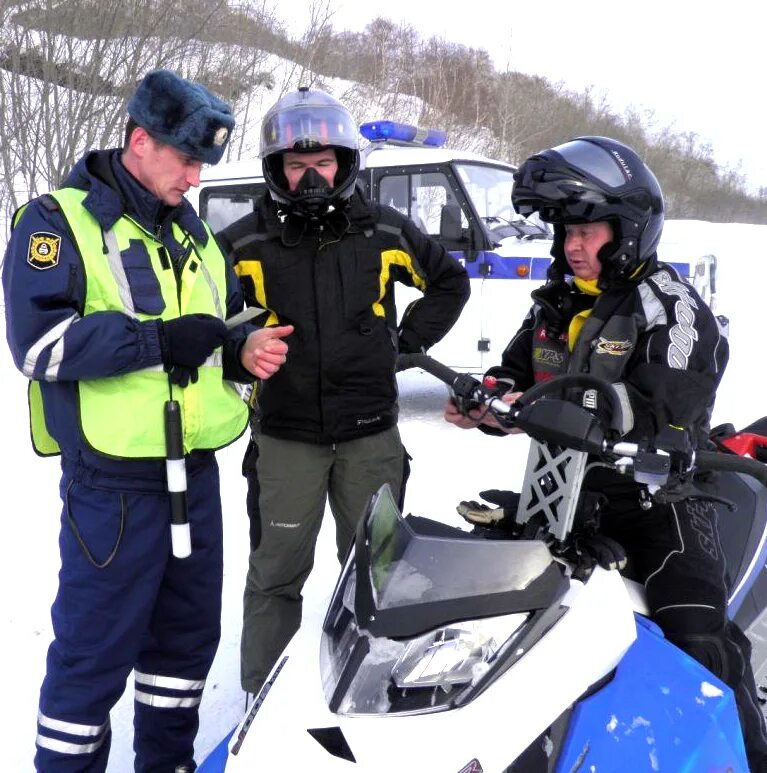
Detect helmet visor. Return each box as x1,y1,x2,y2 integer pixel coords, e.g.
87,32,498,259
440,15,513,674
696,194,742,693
552,140,630,188
514,171,616,223
261,104,359,157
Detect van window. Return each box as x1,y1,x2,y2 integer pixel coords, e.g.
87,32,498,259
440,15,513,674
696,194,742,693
378,171,467,236
200,184,266,233
414,181,447,235
379,175,409,216
455,163,551,241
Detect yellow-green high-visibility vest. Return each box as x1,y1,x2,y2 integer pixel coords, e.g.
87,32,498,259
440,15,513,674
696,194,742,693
27,187,248,459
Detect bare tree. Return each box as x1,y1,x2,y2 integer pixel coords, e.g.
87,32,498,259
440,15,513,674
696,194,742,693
2,0,766,232
0,0,278,230
269,0,334,97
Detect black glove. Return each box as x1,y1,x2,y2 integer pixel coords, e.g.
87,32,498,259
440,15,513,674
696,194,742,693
557,532,627,582
158,314,228,387
456,489,520,531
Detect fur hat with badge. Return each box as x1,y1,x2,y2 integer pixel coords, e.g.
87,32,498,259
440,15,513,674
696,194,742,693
127,69,234,165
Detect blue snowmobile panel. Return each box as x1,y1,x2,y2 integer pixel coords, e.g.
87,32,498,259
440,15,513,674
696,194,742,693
197,728,234,773
556,614,748,771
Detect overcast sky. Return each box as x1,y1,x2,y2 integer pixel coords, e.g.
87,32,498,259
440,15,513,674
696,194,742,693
287,0,766,193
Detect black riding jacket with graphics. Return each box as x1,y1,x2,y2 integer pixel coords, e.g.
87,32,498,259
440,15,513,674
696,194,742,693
487,260,728,447
220,191,470,444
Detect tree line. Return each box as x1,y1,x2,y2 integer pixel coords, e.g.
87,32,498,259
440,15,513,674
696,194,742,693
1,0,764,235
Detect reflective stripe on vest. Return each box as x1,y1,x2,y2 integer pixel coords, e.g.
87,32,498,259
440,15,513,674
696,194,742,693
28,188,247,458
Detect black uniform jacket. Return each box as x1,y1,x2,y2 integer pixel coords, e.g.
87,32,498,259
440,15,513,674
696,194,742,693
220,191,470,444
487,261,729,448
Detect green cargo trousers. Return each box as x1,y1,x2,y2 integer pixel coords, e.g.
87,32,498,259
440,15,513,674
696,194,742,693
241,426,407,694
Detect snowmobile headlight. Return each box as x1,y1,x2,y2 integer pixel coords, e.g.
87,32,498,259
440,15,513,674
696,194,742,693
391,615,528,689
321,606,530,716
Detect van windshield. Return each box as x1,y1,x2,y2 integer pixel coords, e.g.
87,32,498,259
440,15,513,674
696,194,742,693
455,163,551,240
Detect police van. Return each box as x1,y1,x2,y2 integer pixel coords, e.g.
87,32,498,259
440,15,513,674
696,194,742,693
188,120,711,372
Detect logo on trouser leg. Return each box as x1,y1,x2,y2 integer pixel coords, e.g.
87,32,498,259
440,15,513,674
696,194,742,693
687,499,719,560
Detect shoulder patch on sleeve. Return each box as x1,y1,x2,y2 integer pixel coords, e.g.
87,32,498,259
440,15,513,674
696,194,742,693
27,232,61,270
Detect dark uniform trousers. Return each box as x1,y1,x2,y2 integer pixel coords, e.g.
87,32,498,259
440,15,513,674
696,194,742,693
35,455,223,773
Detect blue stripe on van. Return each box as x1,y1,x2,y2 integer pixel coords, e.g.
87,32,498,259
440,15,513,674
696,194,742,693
456,251,691,281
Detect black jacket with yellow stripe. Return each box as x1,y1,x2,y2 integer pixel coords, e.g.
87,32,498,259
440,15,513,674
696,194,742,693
487,261,728,447
219,191,469,444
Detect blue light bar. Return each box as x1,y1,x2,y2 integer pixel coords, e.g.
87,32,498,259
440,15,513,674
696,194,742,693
359,120,448,148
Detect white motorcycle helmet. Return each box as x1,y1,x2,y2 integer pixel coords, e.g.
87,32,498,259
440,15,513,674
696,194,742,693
260,86,360,218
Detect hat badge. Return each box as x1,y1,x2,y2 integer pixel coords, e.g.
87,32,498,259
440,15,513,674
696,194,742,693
213,126,229,146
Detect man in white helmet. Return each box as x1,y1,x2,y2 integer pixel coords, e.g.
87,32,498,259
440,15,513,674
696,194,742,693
219,87,470,698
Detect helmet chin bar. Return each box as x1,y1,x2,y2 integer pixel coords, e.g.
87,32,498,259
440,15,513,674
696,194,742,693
291,167,334,218
595,217,649,286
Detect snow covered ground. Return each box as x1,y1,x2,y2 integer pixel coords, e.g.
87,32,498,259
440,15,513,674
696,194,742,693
2,219,767,770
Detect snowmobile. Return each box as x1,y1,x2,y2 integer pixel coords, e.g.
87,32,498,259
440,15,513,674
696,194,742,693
199,353,767,772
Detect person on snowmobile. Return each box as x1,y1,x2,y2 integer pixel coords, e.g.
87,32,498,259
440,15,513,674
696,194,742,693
444,135,767,770
218,86,470,699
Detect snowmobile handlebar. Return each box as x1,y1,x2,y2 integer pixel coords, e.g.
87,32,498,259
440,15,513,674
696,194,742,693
396,351,515,420
396,352,626,436
696,449,767,488
396,353,767,490
396,351,469,390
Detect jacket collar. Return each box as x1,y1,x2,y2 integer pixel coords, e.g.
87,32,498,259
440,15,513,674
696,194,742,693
61,149,208,245
258,189,377,241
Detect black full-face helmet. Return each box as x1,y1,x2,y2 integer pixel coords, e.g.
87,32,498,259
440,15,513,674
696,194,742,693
512,136,664,286
260,86,360,217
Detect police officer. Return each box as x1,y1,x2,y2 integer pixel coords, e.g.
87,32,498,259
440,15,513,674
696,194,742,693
2,69,292,772
446,136,767,769
219,87,470,698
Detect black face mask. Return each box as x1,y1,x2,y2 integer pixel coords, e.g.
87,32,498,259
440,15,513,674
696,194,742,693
293,167,333,218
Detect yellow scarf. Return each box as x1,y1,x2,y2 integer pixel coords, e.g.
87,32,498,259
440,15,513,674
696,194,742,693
568,277,601,351
567,262,646,350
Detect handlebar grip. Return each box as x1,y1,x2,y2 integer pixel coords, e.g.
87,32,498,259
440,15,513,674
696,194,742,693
696,449,767,488
396,353,461,387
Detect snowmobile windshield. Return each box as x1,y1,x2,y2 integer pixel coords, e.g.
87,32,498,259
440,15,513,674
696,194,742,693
354,485,567,638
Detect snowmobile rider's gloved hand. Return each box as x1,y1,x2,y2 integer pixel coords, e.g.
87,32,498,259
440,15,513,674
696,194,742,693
557,531,627,582
456,489,520,536
158,313,229,387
